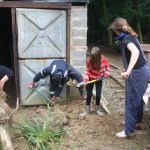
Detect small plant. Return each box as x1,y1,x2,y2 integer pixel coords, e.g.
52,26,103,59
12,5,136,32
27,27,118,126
14,114,65,150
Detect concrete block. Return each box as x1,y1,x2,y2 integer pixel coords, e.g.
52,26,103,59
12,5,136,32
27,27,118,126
72,28,87,37
71,7,87,19
72,37,87,46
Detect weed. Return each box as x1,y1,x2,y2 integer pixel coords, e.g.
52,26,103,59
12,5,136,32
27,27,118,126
14,114,65,150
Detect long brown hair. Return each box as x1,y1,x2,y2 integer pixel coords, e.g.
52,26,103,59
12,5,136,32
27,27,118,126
108,17,138,37
89,47,101,71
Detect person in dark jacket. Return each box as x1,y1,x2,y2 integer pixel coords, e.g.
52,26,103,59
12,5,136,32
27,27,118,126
0,65,14,91
29,60,84,103
108,17,150,138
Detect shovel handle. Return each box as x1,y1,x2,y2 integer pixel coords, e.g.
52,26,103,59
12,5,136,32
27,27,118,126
76,76,106,88
86,79,97,84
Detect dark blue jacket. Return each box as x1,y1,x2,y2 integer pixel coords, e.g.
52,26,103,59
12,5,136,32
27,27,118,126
33,60,68,82
33,60,83,97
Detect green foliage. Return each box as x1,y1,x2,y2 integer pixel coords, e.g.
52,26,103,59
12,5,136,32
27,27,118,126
14,115,65,150
87,0,150,44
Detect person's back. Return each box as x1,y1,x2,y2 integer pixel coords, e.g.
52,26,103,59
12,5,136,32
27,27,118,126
50,60,68,78
29,59,84,104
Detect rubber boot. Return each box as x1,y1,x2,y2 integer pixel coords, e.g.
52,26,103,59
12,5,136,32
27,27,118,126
79,105,90,117
96,105,105,117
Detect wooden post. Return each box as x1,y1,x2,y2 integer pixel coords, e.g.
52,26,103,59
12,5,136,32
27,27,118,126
0,125,14,150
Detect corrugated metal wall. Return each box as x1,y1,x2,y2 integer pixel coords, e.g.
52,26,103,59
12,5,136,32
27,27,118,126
16,8,67,105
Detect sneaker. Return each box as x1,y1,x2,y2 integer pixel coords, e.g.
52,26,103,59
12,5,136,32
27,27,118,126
96,110,105,117
116,130,135,139
79,111,89,117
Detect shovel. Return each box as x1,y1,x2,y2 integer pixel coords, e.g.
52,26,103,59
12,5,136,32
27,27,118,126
76,76,106,88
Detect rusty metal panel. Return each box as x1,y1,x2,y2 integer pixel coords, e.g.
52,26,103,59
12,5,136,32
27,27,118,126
16,8,66,58
19,59,66,105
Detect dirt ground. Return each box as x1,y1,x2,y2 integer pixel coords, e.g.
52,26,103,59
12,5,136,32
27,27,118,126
10,89,150,150
3,47,150,150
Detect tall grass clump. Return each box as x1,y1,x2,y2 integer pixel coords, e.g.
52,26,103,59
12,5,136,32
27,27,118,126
14,114,65,150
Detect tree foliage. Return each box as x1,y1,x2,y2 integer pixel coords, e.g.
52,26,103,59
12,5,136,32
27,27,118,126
87,0,150,44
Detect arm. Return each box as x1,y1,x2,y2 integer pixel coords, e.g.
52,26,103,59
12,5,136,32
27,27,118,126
29,66,52,89
33,66,52,83
0,75,9,91
121,43,139,79
0,66,14,91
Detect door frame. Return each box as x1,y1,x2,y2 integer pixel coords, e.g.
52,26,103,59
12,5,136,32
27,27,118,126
0,1,71,99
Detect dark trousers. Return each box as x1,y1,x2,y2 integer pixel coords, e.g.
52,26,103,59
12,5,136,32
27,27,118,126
68,66,84,96
86,80,102,105
124,63,150,135
50,77,66,97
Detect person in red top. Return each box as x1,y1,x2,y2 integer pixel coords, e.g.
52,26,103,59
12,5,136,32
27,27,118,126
80,47,110,117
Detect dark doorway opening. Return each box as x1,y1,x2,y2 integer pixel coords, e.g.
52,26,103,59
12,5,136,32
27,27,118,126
0,8,17,107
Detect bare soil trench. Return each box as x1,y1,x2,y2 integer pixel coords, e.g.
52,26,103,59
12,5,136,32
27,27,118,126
3,48,150,150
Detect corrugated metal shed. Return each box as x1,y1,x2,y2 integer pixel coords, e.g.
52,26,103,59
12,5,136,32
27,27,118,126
0,0,87,106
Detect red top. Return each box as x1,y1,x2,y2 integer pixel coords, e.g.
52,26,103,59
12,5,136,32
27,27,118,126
83,55,110,82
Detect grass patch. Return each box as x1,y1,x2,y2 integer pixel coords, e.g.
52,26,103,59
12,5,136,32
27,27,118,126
14,114,66,150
